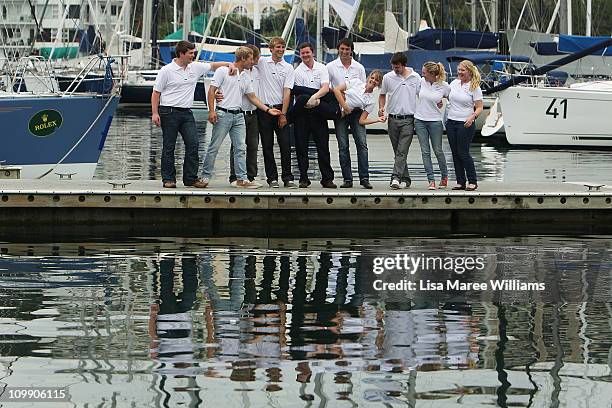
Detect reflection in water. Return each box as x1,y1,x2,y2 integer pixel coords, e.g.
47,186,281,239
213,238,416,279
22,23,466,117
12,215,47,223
96,108,612,184
0,238,611,406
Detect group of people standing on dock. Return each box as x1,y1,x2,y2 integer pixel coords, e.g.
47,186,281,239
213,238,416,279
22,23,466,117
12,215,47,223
152,38,483,191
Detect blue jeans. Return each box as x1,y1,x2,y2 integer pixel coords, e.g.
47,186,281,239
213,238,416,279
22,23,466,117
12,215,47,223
159,106,199,184
335,110,369,182
415,119,448,182
446,119,477,185
202,110,247,180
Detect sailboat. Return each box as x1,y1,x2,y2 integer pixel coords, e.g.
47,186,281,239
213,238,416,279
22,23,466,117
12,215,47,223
481,37,612,147
0,56,122,179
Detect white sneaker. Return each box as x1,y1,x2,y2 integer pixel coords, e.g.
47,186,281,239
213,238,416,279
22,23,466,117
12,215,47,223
399,181,408,189
235,180,262,189
390,179,400,189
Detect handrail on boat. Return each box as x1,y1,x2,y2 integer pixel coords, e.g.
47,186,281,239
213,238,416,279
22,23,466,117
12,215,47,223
5,54,127,97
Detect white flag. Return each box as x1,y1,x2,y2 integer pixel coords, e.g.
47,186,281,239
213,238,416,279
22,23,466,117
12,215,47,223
328,0,362,29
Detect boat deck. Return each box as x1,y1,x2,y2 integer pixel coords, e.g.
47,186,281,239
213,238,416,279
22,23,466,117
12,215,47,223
0,179,610,238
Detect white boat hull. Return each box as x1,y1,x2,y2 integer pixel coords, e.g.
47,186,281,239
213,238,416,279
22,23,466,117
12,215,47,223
499,86,612,147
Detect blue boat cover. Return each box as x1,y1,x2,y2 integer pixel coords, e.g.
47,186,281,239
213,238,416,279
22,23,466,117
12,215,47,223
446,53,530,64
529,41,563,55
409,29,499,50
558,34,612,56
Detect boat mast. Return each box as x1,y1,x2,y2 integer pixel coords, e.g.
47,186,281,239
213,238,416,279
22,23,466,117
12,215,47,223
183,0,192,40
142,0,152,69
567,0,572,35
471,0,476,30
316,0,322,61
585,0,591,36
281,0,303,44
489,0,497,33
152,0,159,67
173,0,178,32
558,0,567,34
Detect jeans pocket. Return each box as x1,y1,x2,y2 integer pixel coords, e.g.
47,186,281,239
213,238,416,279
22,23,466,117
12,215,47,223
159,106,171,115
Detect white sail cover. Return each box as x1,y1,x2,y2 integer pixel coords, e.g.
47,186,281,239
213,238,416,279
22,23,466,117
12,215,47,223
328,0,362,29
384,11,409,52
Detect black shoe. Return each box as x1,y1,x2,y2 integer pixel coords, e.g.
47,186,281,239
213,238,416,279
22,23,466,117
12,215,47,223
321,181,337,189
283,180,298,188
360,179,373,189
340,181,353,188
299,180,311,188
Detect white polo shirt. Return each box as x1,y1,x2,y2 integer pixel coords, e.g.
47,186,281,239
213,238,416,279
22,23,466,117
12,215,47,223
210,67,253,110
241,66,260,111
257,56,294,105
344,79,376,113
326,57,366,88
153,60,212,108
415,78,451,121
294,60,329,89
380,68,421,115
447,79,483,121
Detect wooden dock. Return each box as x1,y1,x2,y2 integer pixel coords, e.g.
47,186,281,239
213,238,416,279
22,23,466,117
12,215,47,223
0,179,610,238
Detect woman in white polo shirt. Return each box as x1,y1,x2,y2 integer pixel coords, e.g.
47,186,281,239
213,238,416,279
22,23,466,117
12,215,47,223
446,60,483,191
332,70,385,189
414,62,451,190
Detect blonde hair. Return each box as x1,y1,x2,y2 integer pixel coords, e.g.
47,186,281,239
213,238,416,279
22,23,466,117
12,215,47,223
269,37,286,48
368,70,383,84
423,61,447,82
459,60,481,91
235,46,253,62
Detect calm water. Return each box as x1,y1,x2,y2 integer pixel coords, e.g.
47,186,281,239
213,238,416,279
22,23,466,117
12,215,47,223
0,238,611,407
95,107,612,184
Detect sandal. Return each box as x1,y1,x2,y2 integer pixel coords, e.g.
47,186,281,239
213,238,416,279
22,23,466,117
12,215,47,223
452,185,465,190
466,183,478,191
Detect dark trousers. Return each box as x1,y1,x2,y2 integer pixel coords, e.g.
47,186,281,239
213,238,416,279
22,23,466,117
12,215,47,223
446,119,477,185
257,109,293,183
159,106,199,184
289,86,341,121
293,108,334,183
229,112,259,182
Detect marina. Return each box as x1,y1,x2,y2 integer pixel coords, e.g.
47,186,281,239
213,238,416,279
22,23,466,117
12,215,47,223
1,0,612,406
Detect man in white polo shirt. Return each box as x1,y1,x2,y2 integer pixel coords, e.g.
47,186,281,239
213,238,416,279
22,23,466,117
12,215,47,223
256,37,296,188
378,52,421,189
202,47,281,188
229,44,261,185
326,38,367,189
152,40,234,188
292,42,336,189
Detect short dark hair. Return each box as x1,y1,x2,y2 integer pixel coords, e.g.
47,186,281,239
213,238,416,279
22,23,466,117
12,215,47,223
390,52,407,66
175,40,195,56
337,38,354,52
298,42,314,52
